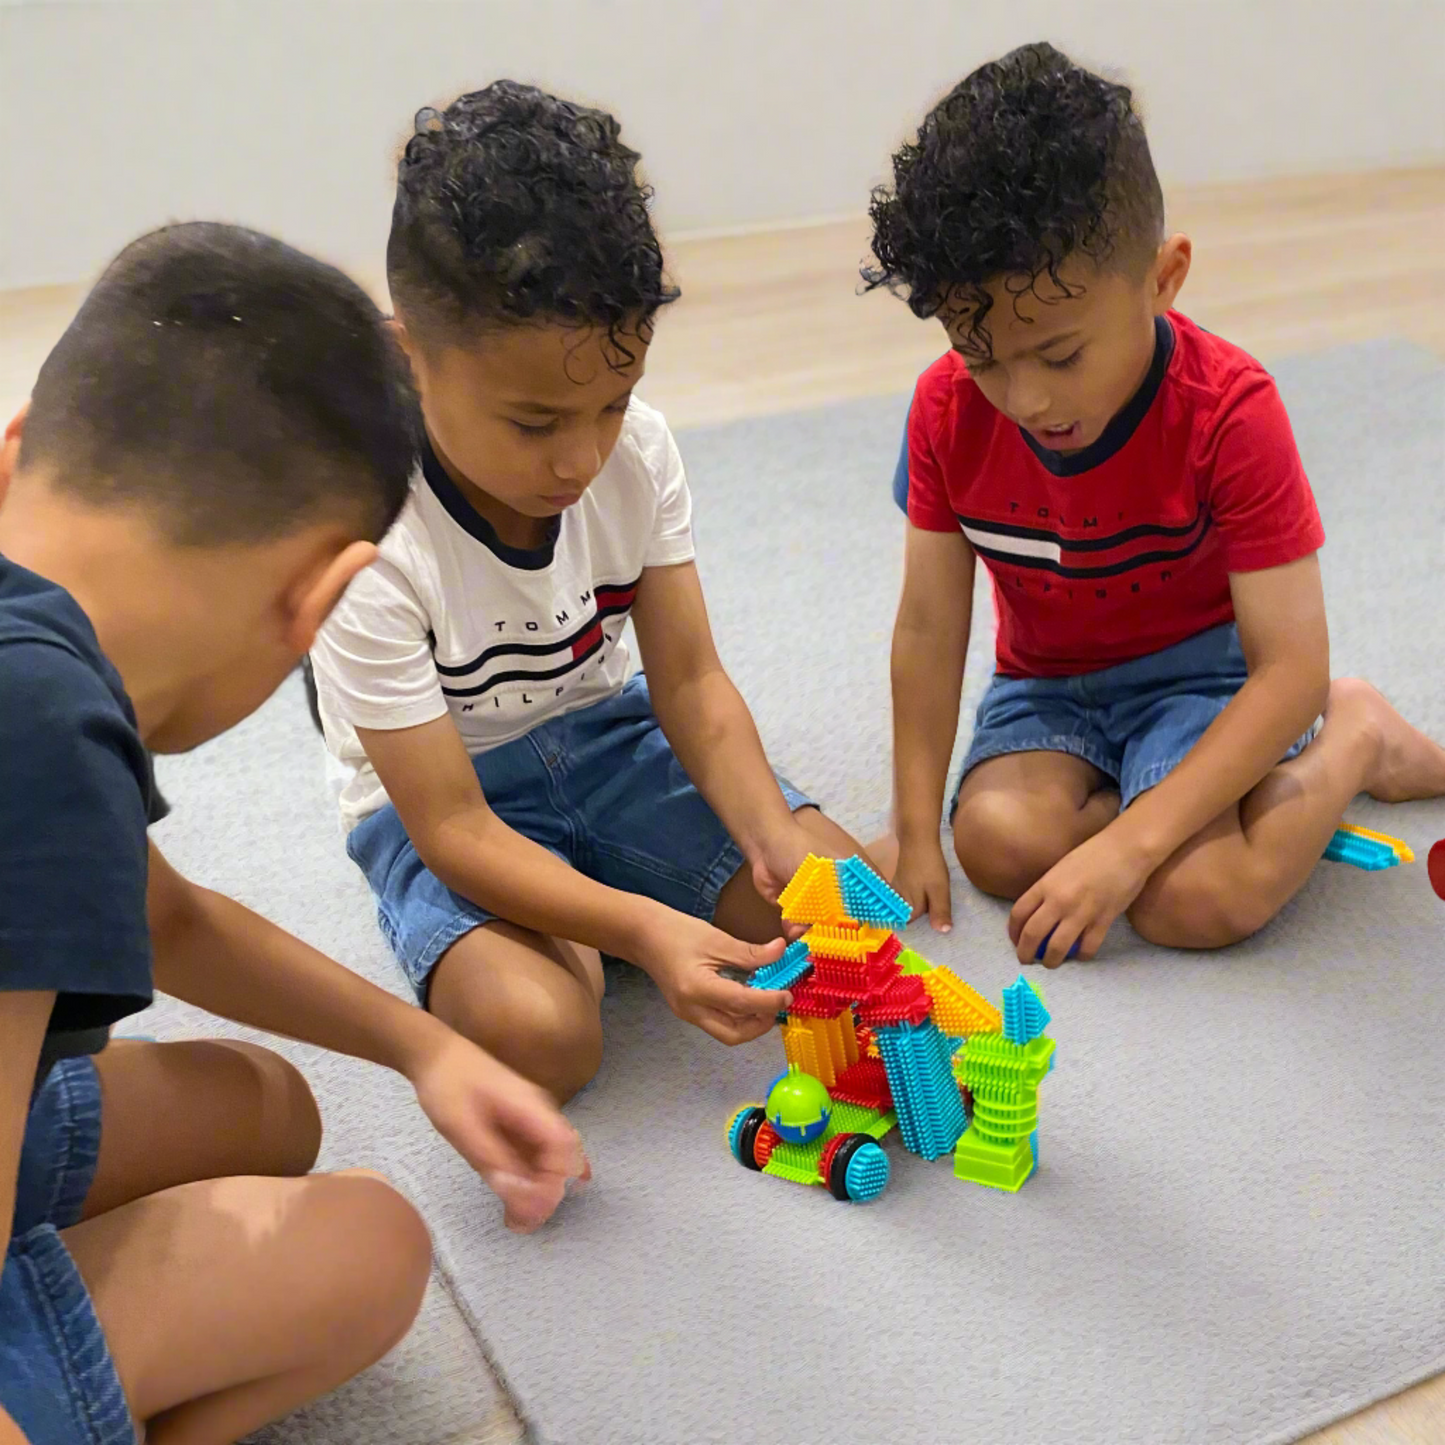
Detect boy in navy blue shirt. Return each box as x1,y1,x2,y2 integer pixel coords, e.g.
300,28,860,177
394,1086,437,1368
1,224,584,1445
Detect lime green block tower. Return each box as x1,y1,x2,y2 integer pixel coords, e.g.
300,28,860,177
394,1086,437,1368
953,1032,1055,1191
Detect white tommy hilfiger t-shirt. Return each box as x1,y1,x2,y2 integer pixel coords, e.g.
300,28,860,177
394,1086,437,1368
310,398,695,831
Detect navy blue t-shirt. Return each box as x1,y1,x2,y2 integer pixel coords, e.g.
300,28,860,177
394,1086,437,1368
0,553,161,1071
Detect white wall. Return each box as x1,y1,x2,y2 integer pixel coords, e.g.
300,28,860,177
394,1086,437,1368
2,0,1442,290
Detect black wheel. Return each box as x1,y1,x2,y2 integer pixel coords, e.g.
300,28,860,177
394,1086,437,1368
731,1106,768,1171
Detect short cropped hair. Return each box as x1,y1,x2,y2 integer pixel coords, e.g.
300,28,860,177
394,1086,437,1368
864,42,1166,352
22,222,419,545
386,80,679,368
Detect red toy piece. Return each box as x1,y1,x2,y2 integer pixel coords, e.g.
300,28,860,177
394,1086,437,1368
811,953,870,992
856,975,932,1028
753,1121,782,1169
830,1058,893,1109
816,1134,849,1184
866,934,903,971
1429,838,1445,901
787,978,856,1018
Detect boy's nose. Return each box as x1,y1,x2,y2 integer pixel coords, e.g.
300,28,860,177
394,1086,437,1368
1007,382,1052,426
551,436,601,486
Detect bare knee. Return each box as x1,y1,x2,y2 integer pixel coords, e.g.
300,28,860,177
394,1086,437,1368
516,1009,603,1105
1129,869,1274,949
214,1170,427,1386
212,1040,322,1175
322,1171,432,1360
432,978,602,1104
952,792,1072,900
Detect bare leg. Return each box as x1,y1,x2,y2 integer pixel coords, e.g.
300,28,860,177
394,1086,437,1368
866,832,901,881
83,1039,322,1218
952,752,1120,900
67,1169,430,1445
427,921,604,1103
712,807,871,944
1130,678,1445,947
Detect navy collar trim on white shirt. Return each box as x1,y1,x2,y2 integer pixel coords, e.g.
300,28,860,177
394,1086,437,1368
421,441,561,572
1018,314,1175,477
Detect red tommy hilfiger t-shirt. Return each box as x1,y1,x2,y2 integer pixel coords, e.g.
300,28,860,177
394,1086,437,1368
905,311,1326,677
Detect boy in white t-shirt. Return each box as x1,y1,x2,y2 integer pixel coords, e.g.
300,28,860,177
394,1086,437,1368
309,82,866,1102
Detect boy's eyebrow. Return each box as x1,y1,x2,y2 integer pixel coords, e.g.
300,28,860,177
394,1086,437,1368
505,399,572,416
1032,328,1083,351
951,328,1083,362
501,387,636,418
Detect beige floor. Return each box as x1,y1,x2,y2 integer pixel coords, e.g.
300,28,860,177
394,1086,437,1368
2,165,1443,1444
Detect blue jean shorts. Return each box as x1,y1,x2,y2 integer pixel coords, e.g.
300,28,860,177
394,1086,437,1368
347,673,813,997
2,1056,134,1445
954,622,1315,814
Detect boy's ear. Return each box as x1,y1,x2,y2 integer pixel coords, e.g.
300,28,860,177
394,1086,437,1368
281,540,378,655
0,403,31,509
388,315,416,364
1151,234,1192,314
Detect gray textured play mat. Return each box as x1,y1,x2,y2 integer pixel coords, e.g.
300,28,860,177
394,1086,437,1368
145,338,1444,1445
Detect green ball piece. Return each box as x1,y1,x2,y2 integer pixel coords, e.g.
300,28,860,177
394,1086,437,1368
766,1063,832,1144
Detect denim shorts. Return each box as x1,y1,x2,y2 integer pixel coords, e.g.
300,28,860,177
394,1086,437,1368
1,1057,134,1445
347,673,814,997
954,622,1315,814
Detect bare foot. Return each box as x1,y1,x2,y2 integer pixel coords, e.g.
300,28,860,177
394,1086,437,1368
1325,678,1445,802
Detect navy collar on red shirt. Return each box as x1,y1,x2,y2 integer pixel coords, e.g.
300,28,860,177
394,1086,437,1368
1019,314,1175,477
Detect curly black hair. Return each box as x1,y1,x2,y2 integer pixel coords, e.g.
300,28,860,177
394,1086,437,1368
863,43,1164,353
386,81,679,369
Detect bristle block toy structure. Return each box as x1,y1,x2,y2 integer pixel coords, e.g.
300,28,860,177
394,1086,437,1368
725,856,1057,1201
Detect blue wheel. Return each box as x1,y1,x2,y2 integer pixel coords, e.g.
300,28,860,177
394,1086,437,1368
728,1106,767,1170
844,1142,890,1201
825,1134,890,1202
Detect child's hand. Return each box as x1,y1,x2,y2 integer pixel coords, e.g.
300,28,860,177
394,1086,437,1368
749,821,824,937
1009,829,1152,967
635,911,792,1044
407,1029,589,1233
894,838,954,932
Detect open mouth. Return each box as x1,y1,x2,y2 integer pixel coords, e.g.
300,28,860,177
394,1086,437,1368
1028,422,1082,449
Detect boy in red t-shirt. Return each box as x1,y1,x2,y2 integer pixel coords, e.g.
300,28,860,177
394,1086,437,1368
867,43,1445,965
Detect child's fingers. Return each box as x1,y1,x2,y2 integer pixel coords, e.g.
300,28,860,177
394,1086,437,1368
496,1171,569,1233
698,970,790,1021
1014,903,1058,966
1040,920,1079,968
697,1007,773,1047
1075,918,1110,963
1038,914,1096,967
1008,886,1043,946
927,882,954,933
500,1103,587,1179
730,936,788,973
